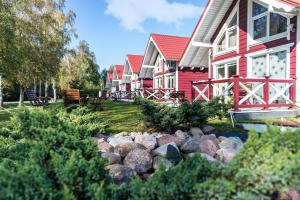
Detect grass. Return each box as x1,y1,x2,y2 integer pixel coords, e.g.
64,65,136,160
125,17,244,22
96,100,145,133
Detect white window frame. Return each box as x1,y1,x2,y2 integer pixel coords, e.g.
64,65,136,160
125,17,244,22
247,0,290,47
246,43,293,79
154,76,163,88
213,56,240,80
164,73,175,89
213,5,239,56
165,60,177,71
154,55,163,73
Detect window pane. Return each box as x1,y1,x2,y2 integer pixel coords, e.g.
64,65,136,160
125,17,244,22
228,63,237,77
252,55,267,77
217,65,225,79
270,13,287,36
269,51,287,78
228,28,237,48
229,13,237,27
253,2,267,17
217,34,226,52
253,16,267,39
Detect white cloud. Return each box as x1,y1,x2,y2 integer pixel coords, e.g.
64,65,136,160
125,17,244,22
105,0,201,32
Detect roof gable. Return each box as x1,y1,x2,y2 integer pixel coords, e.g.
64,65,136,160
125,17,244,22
107,70,113,82
113,65,124,80
151,34,190,60
127,55,144,73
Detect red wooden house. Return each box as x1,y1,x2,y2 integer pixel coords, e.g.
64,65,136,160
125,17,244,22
112,65,124,94
180,0,300,112
105,70,113,89
139,33,208,101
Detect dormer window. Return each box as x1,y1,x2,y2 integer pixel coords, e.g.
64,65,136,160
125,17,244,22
215,11,238,54
165,60,177,70
250,0,288,44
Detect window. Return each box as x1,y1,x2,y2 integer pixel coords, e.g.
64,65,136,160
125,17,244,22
165,60,177,70
250,50,287,78
215,12,238,54
165,74,175,89
154,55,163,73
154,77,163,88
250,1,288,42
215,62,237,79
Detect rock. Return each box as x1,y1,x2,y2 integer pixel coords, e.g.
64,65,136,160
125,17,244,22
153,142,181,163
180,137,201,153
124,149,153,174
200,153,218,162
108,164,136,184
157,135,184,147
216,148,238,163
141,173,152,180
107,136,132,148
97,141,113,153
175,130,189,141
219,137,243,150
114,132,130,138
135,134,157,150
95,133,108,141
199,134,219,157
189,127,204,138
218,136,226,142
201,125,215,135
102,152,121,165
281,190,300,200
114,142,141,158
153,156,174,170
130,132,142,140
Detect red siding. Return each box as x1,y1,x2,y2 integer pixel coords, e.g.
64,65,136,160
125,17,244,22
210,0,297,79
143,79,153,88
178,68,209,102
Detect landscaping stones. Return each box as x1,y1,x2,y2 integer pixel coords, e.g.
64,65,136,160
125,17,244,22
153,142,181,163
97,141,113,153
107,136,132,147
153,156,174,170
201,125,216,135
189,127,204,138
107,164,136,184
199,134,220,157
180,137,201,153
124,149,153,174
157,135,184,147
114,142,145,158
216,137,244,163
175,130,189,141
102,152,122,165
135,134,157,150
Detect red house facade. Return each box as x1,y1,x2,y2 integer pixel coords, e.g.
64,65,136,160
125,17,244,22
180,0,300,111
112,65,124,94
139,33,208,101
105,70,113,89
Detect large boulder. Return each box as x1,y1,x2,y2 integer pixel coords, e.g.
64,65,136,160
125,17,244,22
180,137,201,153
107,164,136,184
175,130,189,141
199,134,219,157
102,152,122,165
201,125,215,135
135,134,157,150
130,132,143,140
153,156,174,170
189,128,204,138
114,142,146,158
124,149,153,174
97,141,113,153
114,132,130,138
157,135,184,147
107,136,132,148
216,137,243,163
153,142,181,163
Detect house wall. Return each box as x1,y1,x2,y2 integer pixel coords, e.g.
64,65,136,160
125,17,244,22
178,68,209,102
210,0,297,80
142,79,153,88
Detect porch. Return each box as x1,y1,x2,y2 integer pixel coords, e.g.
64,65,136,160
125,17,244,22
192,75,297,112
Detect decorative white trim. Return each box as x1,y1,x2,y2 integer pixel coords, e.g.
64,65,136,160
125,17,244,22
176,65,179,91
212,56,241,65
192,42,213,48
245,43,294,57
296,12,300,106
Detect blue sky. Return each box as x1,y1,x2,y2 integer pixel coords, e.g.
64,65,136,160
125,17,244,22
65,0,206,71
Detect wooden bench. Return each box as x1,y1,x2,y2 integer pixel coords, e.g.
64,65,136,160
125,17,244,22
26,89,49,107
64,89,84,106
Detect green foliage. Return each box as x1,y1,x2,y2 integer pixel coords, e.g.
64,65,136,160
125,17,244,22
204,97,233,120
135,97,230,131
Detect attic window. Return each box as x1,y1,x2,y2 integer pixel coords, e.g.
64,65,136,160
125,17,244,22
250,0,288,43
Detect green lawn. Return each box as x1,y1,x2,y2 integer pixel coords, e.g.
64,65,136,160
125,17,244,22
97,101,145,133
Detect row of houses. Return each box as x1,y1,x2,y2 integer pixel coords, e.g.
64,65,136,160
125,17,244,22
106,0,300,115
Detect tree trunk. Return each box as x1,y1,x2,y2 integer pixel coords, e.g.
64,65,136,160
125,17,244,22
0,75,3,108
45,81,48,103
19,85,24,107
33,79,37,94
52,79,57,102
39,80,42,97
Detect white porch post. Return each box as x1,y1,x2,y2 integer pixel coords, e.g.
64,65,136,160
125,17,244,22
296,12,300,106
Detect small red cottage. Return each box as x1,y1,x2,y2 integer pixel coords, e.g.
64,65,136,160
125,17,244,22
111,65,124,94
180,0,300,112
139,33,208,101
105,70,113,89
121,54,152,94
